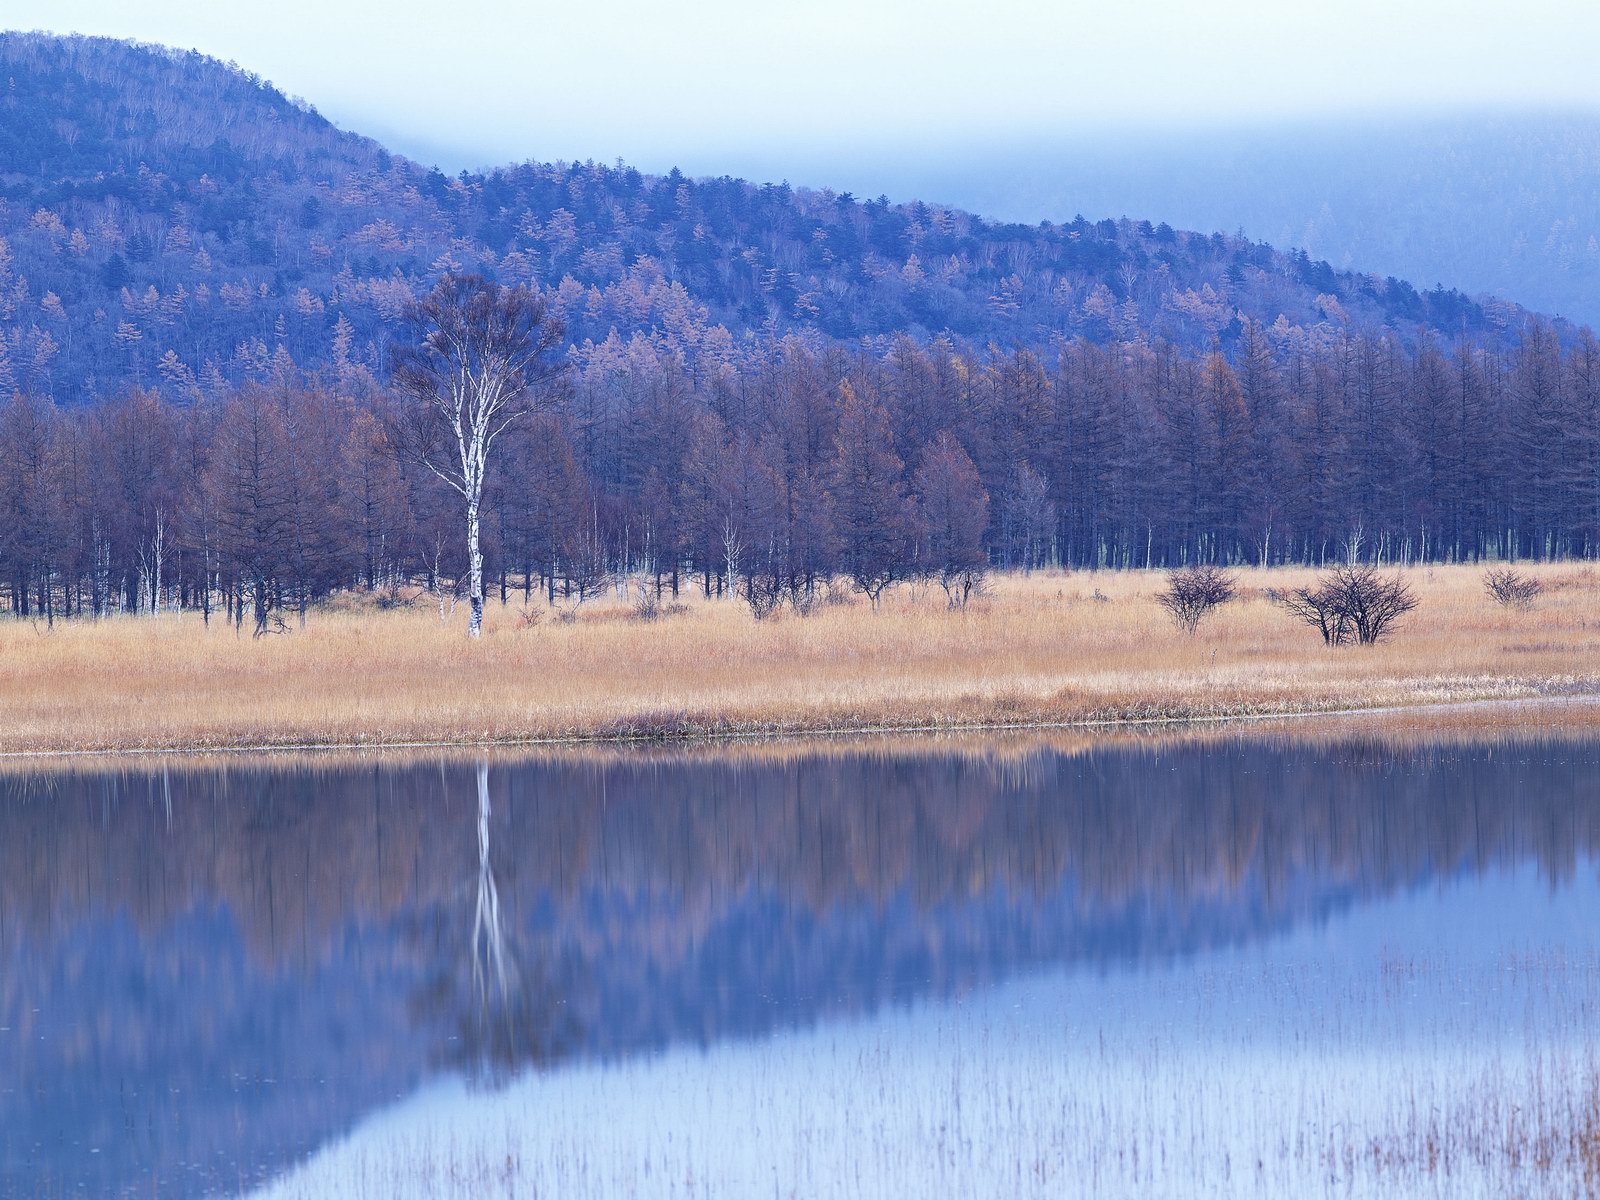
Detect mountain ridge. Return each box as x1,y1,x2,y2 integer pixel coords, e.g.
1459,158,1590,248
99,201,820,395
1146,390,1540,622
0,30,1560,403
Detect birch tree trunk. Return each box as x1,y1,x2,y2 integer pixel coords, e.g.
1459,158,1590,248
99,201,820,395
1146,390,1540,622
466,493,484,637
392,274,564,640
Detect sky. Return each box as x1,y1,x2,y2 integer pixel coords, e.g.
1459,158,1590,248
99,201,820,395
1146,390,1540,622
8,0,1600,178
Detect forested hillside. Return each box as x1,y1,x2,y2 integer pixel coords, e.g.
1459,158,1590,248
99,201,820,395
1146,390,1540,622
1,31,1597,624
0,32,1528,403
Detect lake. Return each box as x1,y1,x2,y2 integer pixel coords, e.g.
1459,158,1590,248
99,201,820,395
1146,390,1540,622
3,711,1599,1198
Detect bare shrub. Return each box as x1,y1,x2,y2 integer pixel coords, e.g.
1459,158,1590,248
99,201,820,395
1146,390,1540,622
252,609,289,640
1345,566,1419,644
789,586,820,618
744,574,787,621
935,566,987,610
741,574,831,620
1271,584,1350,645
938,565,985,610
1156,565,1237,634
1276,564,1417,645
1484,567,1542,611
515,607,543,631
822,581,855,607
632,589,661,622
375,584,414,611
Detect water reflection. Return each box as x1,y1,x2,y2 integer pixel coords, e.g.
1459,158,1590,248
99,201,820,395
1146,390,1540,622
406,763,578,1085
2,728,1599,1196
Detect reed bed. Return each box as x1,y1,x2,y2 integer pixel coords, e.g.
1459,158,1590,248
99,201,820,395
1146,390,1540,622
4,563,1598,755
3,695,1600,781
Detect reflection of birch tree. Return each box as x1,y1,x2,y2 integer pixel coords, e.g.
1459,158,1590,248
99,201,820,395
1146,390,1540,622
409,762,578,1085
470,762,511,1005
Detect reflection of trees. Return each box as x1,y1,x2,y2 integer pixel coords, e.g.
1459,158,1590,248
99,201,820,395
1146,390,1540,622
6,736,1600,1196
5,737,1600,978
407,763,579,1085
410,947,577,1084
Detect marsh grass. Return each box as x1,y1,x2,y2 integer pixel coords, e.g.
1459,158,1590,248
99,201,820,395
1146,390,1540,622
3,695,1600,782
3,563,1598,754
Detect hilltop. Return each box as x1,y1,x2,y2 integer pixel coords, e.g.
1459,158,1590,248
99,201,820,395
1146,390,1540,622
0,31,1543,402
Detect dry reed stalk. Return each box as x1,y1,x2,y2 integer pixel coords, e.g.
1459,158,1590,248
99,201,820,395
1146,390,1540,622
1,563,1596,755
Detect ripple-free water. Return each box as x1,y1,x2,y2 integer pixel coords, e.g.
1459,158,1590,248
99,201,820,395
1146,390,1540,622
3,730,1598,1198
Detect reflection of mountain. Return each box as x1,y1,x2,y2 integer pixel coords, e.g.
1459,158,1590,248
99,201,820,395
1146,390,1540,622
3,736,1599,1197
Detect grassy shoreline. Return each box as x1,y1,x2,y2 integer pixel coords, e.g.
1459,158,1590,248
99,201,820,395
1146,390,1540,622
4,563,1598,756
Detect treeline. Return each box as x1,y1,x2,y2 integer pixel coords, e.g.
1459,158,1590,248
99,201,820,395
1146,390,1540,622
3,319,1599,623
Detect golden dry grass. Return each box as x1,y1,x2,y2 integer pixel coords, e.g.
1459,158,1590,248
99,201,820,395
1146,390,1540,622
3,563,1599,755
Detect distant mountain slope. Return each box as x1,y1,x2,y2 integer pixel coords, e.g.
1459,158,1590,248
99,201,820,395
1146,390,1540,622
0,32,1544,403
893,115,1600,327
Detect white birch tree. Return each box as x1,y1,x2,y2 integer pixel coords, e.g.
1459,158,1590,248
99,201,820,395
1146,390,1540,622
393,274,564,637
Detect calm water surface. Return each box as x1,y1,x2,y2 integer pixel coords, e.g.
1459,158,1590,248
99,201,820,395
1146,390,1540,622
3,725,1599,1198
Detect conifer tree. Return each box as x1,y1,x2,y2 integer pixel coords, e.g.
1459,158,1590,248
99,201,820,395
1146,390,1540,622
831,381,916,607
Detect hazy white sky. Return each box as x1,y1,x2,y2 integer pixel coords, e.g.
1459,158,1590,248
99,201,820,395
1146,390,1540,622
9,0,1600,173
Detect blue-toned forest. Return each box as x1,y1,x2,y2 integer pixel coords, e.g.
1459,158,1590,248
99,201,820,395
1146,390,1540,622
1,32,1597,622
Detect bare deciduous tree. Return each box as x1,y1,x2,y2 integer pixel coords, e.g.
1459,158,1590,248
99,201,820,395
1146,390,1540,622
136,503,166,617
1276,564,1417,645
743,572,788,620
392,274,564,638
916,431,990,609
1157,564,1237,634
1274,581,1350,645
1483,567,1542,610
739,533,790,620
720,521,743,602
553,517,611,616
832,382,917,610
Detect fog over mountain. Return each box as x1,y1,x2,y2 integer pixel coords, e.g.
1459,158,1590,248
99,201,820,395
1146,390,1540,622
758,114,1600,329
